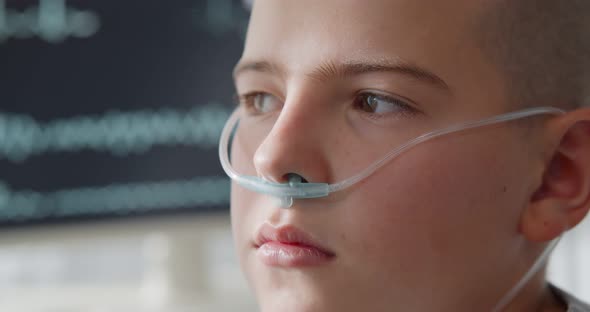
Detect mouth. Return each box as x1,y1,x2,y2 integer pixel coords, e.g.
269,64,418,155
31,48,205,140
254,223,336,267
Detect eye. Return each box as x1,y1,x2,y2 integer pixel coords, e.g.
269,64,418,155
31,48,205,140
353,92,415,118
238,92,283,115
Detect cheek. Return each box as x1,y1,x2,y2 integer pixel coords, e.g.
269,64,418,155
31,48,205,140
230,183,259,250
229,132,262,263
230,181,279,270
230,183,257,260
230,182,268,291
338,133,528,283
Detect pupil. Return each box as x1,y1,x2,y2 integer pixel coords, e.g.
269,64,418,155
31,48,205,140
367,95,377,112
255,95,265,111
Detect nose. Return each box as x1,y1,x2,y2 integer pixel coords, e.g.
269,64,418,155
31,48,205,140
252,98,332,185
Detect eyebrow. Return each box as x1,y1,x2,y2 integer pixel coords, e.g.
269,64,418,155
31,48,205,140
233,58,451,92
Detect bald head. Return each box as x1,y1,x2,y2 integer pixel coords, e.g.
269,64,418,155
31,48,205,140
477,0,590,110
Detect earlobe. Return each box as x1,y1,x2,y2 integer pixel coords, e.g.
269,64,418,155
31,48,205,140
520,199,571,242
520,111,590,242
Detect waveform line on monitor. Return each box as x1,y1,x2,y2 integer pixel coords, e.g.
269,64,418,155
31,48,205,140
0,177,230,221
0,105,230,162
0,0,101,43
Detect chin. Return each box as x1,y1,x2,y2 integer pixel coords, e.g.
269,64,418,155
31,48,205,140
257,294,327,312
251,274,358,312
247,272,328,312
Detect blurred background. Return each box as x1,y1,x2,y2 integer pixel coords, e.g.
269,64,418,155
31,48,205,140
0,0,587,311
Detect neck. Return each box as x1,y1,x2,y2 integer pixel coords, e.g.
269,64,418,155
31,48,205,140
502,272,567,312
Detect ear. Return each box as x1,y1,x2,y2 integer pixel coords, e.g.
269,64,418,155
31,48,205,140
520,108,590,242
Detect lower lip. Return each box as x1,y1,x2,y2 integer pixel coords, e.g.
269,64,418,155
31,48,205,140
256,241,334,267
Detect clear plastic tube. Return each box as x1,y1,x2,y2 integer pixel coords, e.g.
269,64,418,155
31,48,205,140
219,106,565,207
491,236,563,312
218,109,331,205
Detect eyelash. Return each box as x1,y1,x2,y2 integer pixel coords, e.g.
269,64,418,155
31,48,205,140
234,91,419,119
234,92,279,115
353,91,418,120
234,92,263,107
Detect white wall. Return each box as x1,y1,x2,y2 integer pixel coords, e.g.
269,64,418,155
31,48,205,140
548,213,590,302
0,214,257,312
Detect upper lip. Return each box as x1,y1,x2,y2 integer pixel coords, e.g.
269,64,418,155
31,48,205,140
254,223,335,256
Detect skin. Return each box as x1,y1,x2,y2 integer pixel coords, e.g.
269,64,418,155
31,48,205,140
229,1,590,311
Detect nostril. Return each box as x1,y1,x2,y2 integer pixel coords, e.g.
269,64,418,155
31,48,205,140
285,173,309,184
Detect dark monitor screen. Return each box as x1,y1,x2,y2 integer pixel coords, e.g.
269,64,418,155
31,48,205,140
0,0,249,224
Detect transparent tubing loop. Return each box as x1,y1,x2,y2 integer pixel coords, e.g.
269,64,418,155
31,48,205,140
219,106,565,207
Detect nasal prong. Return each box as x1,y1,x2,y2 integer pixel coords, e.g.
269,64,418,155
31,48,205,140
279,196,294,208
277,174,306,208
286,173,304,185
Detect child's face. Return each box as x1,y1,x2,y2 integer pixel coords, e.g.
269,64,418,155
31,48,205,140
231,0,539,311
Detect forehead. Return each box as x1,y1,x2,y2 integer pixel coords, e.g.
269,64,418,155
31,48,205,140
243,0,485,77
